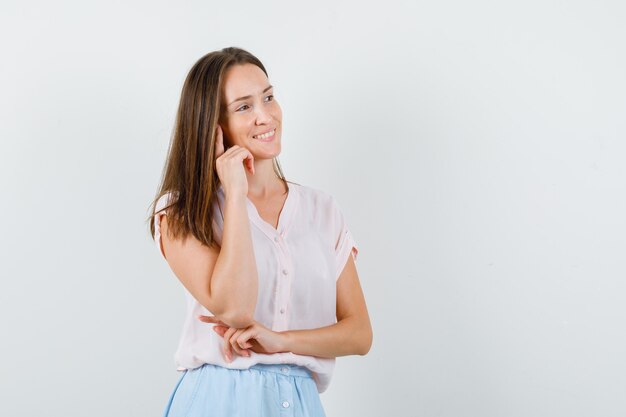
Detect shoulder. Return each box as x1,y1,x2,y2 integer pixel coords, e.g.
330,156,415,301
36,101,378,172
291,182,335,205
290,182,342,218
155,190,180,214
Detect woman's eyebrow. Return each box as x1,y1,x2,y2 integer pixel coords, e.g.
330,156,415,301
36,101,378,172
229,85,273,106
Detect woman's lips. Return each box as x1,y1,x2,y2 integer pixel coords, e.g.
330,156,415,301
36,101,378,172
253,129,276,142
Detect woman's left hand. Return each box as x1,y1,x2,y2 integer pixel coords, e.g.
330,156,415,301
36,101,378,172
197,315,289,362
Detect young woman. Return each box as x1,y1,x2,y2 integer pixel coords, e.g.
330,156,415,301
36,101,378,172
148,47,372,417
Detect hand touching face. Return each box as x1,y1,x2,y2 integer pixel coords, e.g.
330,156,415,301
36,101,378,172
213,123,256,198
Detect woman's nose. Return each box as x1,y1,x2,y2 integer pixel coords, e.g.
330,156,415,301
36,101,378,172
255,107,272,124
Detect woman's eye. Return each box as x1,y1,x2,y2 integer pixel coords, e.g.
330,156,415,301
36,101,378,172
236,95,273,112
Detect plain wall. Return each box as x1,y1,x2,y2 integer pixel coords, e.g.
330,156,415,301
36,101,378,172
1,1,625,416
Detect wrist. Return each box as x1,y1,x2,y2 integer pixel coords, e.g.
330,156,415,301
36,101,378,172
225,192,247,204
279,330,292,353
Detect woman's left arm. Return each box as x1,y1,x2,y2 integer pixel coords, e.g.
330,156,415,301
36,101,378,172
200,255,372,360
281,255,372,358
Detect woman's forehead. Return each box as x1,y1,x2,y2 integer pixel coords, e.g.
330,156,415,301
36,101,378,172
223,64,269,101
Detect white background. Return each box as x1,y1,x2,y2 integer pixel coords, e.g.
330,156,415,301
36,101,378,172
1,1,625,416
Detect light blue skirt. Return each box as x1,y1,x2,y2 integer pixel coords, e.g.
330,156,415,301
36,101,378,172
161,363,327,417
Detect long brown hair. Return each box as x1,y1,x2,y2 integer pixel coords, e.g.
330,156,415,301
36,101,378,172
146,47,291,249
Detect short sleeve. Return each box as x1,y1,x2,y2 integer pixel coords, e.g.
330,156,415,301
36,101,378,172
154,192,175,259
331,196,359,281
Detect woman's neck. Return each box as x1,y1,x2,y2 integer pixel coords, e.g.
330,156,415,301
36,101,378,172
245,158,286,198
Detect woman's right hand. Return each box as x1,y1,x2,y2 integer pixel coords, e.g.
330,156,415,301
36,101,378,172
214,124,255,198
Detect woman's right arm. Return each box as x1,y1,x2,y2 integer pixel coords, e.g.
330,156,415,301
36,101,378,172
158,125,259,329
159,203,258,329
209,191,258,327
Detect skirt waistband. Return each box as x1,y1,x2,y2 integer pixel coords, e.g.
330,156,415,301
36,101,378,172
248,363,313,378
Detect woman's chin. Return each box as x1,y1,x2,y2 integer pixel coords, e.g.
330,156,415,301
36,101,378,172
250,140,281,159
249,147,281,161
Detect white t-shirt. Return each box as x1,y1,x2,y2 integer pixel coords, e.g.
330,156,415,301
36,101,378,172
153,182,359,393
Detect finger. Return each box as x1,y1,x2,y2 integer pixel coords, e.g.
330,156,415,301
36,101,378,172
225,148,254,175
198,317,229,328
197,315,219,323
236,330,252,356
244,150,255,175
221,146,255,176
213,326,228,337
223,327,237,362
223,327,238,362
236,326,258,350
238,336,254,350
219,146,246,167
215,125,225,159
229,329,250,357
197,315,228,326
246,156,254,175
223,146,249,160
221,144,242,157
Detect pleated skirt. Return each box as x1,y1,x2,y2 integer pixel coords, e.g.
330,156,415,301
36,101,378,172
161,363,327,417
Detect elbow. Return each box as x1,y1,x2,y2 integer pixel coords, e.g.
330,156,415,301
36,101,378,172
220,299,256,328
357,328,373,356
219,310,256,329
205,289,257,329
202,298,255,329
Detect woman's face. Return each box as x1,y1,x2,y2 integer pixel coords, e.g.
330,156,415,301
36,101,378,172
219,63,282,160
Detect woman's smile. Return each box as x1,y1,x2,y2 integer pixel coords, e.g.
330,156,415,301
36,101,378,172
253,128,276,142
